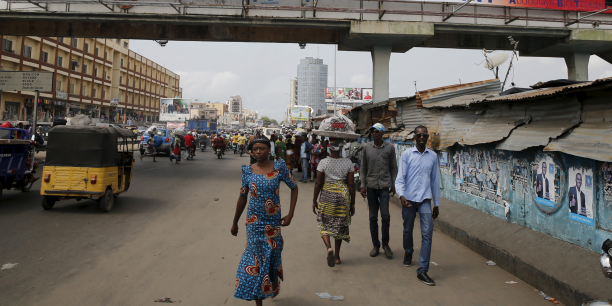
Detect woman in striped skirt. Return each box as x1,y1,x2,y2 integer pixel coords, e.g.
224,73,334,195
312,140,355,267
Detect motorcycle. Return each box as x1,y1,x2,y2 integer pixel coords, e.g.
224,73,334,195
239,144,245,157
233,142,238,154
200,139,207,152
582,238,611,306
186,146,195,160
217,148,223,159
349,155,360,188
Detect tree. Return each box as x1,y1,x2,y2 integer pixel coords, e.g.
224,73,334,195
261,116,279,126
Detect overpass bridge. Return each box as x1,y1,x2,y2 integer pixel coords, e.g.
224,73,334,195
2,0,612,102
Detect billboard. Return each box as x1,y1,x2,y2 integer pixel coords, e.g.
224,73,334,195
325,87,373,103
160,98,191,121
291,106,310,121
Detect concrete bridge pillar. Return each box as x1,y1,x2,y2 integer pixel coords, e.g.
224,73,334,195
564,52,590,81
371,45,392,103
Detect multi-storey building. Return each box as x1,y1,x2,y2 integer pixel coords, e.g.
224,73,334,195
286,78,299,123
297,57,327,117
207,102,229,117
228,95,242,114
0,36,182,124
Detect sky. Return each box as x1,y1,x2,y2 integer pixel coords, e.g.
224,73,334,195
130,40,612,122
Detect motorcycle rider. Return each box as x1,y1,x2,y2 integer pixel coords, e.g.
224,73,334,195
232,132,240,154
184,132,196,157
212,133,226,155
237,133,247,155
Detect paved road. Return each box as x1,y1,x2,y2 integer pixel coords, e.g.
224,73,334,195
0,150,561,306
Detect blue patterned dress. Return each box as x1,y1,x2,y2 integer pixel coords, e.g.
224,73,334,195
235,160,297,301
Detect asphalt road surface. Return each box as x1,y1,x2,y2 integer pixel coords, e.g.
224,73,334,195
0,150,562,306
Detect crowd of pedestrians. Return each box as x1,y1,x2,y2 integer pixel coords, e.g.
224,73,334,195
231,121,441,305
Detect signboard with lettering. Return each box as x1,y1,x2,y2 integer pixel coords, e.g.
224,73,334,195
0,72,54,91
110,98,119,106
56,91,68,100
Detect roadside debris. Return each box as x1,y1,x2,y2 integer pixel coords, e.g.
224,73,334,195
154,297,179,303
539,291,561,304
1,263,18,270
214,198,219,201
486,260,496,266
505,281,518,285
317,293,344,301
431,262,439,266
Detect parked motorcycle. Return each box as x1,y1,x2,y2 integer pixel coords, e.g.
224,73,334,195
582,238,612,306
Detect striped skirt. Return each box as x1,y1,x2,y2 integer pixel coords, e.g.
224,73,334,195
317,180,351,242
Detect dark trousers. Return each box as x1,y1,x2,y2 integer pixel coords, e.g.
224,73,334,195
366,188,390,248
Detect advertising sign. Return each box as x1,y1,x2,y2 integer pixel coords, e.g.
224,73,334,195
167,122,186,129
534,155,556,208
437,0,612,13
291,106,309,121
110,98,119,106
56,91,68,100
0,72,53,91
325,87,373,103
160,98,191,121
568,166,594,225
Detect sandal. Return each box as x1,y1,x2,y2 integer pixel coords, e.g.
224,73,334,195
327,248,335,267
271,282,280,299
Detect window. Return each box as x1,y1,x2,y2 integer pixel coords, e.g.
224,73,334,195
120,58,124,67
103,70,106,79
103,90,106,99
83,64,87,74
93,88,97,98
116,39,120,43
56,80,61,91
42,51,48,63
123,42,128,48
118,93,122,102
58,37,64,43
71,38,77,48
69,83,75,94
57,56,63,67
82,85,87,96
119,76,123,84
94,67,97,77
104,51,107,60
84,43,89,53
95,47,99,57
2,39,13,52
71,60,78,71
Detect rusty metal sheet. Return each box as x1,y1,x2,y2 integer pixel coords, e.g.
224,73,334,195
495,96,581,151
544,96,612,162
423,92,500,108
430,107,481,150
460,102,528,146
390,130,414,142
419,79,501,108
395,98,424,132
422,108,444,149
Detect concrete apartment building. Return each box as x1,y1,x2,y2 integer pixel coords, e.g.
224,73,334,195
0,36,182,124
207,102,229,117
285,78,298,123
228,95,242,114
297,57,327,117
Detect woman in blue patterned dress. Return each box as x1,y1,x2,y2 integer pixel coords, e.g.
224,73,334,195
231,139,298,305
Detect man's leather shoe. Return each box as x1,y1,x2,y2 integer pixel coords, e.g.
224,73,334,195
369,246,380,257
382,245,393,259
417,272,435,286
403,252,412,267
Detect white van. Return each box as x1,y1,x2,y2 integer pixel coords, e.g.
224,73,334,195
262,127,282,137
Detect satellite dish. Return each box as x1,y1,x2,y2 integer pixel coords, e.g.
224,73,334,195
483,52,509,69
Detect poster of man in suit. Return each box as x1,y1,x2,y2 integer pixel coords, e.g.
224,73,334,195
568,167,594,225
535,156,555,207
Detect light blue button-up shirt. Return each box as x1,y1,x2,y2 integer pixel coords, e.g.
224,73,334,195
395,146,441,207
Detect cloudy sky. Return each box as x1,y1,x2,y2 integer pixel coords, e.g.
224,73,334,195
131,40,612,122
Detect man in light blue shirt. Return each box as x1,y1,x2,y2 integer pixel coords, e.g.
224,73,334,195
299,135,313,183
395,125,440,286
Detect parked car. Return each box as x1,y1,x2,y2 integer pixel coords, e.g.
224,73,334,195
139,129,172,156
137,126,148,135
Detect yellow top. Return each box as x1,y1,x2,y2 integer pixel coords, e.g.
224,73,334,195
237,136,247,145
232,135,240,143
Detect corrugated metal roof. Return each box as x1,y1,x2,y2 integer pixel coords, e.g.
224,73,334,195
396,98,424,132
418,79,501,107
495,97,581,151
460,103,528,146
544,96,612,162
390,130,414,142
430,107,482,150
423,92,500,108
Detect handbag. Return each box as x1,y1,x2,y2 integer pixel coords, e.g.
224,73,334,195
173,145,180,155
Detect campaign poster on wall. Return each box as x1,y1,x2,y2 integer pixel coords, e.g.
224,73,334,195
534,155,555,208
603,162,612,201
568,167,594,225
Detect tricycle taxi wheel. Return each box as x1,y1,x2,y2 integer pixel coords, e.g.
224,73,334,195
99,188,114,212
42,196,56,210
21,178,34,192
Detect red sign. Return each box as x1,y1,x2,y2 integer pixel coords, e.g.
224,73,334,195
331,122,346,129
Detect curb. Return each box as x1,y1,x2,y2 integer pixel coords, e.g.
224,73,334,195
389,197,593,306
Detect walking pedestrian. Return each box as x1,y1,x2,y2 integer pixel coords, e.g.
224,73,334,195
293,134,303,172
231,139,299,305
360,123,397,259
395,125,440,286
312,140,355,267
299,135,313,183
310,137,324,182
169,134,181,164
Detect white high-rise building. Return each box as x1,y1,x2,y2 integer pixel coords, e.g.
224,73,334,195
297,57,328,117
229,95,242,113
